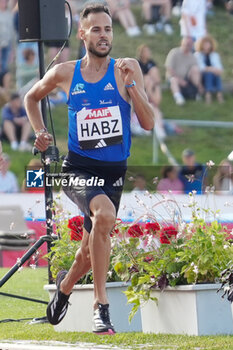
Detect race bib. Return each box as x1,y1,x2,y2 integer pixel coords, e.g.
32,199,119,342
76,106,123,149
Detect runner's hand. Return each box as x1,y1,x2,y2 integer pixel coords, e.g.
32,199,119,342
34,132,53,152
116,58,135,86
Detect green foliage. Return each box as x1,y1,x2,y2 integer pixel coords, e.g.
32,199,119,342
46,202,121,284
112,193,233,320
46,211,80,281
178,219,233,284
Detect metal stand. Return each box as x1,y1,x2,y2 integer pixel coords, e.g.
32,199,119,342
0,236,54,288
0,41,55,291
38,41,54,284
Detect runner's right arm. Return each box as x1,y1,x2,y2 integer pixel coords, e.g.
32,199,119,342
24,63,73,151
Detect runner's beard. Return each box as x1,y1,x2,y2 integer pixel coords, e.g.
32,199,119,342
88,42,112,57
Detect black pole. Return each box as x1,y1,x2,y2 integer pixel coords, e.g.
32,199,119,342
0,236,54,288
38,41,53,284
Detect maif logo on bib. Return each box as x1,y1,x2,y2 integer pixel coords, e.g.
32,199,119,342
76,106,123,149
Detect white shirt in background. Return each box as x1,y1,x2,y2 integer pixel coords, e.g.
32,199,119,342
0,171,19,193
180,0,207,40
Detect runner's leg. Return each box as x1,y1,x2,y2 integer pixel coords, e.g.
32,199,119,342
60,229,92,295
88,194,116,308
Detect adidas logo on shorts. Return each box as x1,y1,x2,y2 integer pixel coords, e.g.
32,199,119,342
113,177,123,187
95,139,107,148
104,83,114,91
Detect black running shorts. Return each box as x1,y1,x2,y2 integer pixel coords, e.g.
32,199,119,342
62,151,127,233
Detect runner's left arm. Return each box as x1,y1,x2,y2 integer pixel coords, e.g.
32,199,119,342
116,58,155,130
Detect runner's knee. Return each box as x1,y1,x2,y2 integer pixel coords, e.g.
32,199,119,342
93,208,116,233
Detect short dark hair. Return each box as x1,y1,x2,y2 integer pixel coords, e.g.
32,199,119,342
10,92,20,101
80,3,111,22
161,166,175,179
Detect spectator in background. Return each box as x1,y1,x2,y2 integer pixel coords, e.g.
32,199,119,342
16,46,39,91
157,165,184,193
0,70,11,107
213,159,233,195
106,0,141,37
180,0,207,41
0,153,19,192
0,0,14,74
49,88,67,108
131,174,147,192
165,37,201,105
141,0,173,35
179,149,206,194
137,45,161,107
195,35,224,104
137,44,166,139
1,93,32,151
225,0,233,15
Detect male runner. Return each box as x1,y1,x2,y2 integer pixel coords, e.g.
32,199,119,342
24,3,154,334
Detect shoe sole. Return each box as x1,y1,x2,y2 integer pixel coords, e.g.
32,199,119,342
93,329,116,335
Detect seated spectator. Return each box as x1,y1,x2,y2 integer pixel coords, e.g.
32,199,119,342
157,165,184,193
16,45,39,91
225,0,233,15
213,159,233,195
179,149,206,194
0,153,19,193
180,0,207,41
1,93,32,151
131,174,147,192
141,0,173,35
106,0,141,37
0,70,11,107
137,44,161,106
137,44,166,139
165,37,201,105
49,88,67,108
195,35,224,104
0,0,14,74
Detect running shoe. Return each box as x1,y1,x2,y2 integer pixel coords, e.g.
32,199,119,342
92,303,116,335
46,270,71,325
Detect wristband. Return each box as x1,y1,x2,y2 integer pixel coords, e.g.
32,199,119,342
125,80,136,88
35,127,48,137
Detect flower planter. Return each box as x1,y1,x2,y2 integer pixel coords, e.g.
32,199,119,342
44,282,142,333
140,283,233,336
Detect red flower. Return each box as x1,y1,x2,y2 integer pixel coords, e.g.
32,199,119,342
145,222,160,234
128,224,144,238
160,225,178,244
110,218,122,237
68,216,84,241
144,256,154,263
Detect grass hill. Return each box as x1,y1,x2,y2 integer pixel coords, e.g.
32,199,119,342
1,5,233,189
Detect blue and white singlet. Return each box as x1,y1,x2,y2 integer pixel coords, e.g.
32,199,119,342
67,58,131,162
